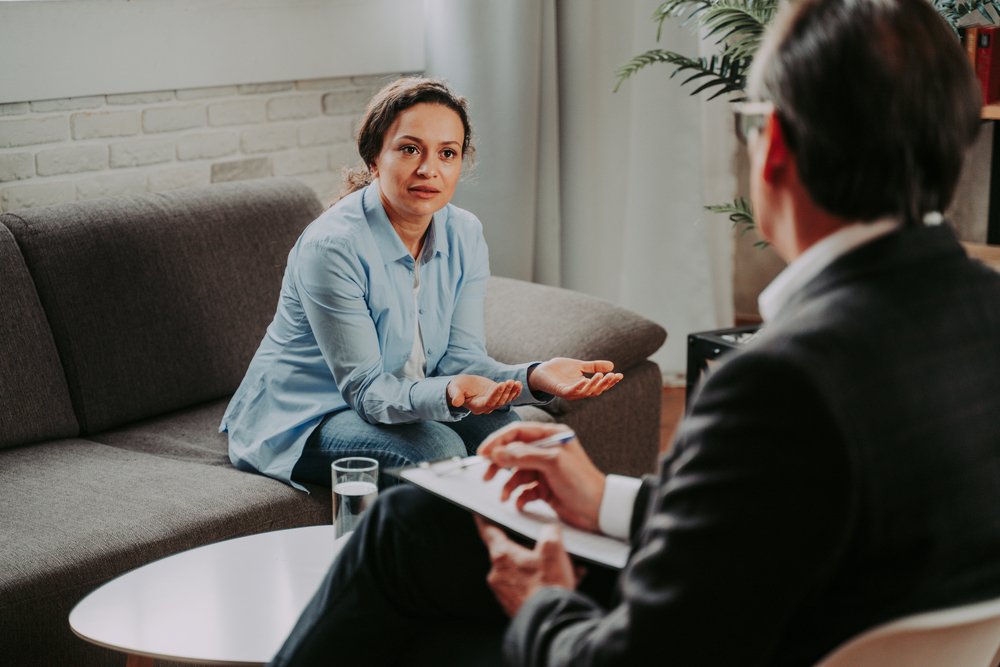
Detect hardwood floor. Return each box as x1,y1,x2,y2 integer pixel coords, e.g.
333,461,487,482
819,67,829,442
660,386,686,454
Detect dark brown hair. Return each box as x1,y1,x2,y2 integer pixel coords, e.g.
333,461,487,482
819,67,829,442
339,77,475,198
753,0,981,226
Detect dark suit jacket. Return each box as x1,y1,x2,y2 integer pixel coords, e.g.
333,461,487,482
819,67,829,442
505,225,1000,667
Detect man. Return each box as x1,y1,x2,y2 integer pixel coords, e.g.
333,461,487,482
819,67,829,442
269,0,1000,663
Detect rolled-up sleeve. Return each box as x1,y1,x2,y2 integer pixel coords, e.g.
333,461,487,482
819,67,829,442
296,239,455,424
434,226,544,406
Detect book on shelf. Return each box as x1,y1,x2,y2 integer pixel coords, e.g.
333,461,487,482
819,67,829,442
967,25,980,72
976,26,1000,105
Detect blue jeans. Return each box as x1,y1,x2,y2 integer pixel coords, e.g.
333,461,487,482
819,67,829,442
290,408,521,489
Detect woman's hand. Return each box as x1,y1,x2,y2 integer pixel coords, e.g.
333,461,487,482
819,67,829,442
527,358,623,400
447,375,522,414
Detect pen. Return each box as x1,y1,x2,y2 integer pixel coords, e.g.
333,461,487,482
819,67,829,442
421,430,577,476
528,430,576,448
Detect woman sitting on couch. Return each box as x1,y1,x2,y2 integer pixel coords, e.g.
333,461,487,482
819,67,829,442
221,77,621,490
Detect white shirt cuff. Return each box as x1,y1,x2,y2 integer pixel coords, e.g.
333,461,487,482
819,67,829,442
598,474,643,540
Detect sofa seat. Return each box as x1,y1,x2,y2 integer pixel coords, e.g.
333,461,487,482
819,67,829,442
0,438,329,665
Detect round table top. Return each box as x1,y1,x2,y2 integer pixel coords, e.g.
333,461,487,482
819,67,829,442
69,525,349,666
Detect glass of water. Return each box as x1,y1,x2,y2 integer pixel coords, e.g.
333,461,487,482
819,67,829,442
331,457,379,538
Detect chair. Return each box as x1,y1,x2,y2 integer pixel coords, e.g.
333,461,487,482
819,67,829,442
813,596,1000,667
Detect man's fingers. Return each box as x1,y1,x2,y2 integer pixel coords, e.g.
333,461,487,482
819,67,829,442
501,468,539,502
514,482,550,511
537,524,566,557
474,515,510,555
478,421,568,457
493,441,560,474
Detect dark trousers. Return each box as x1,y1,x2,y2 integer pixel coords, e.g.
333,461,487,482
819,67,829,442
268,485,617,667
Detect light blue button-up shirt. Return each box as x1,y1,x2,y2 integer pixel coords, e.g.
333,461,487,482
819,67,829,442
221,183,543,489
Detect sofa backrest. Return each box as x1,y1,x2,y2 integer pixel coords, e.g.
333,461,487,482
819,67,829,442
484,275,667,371
1,178,322,435
0,223,79,450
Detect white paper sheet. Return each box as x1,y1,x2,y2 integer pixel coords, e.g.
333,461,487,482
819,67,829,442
395,456,629,569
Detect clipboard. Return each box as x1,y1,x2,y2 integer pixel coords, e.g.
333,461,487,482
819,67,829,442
388,456,629,570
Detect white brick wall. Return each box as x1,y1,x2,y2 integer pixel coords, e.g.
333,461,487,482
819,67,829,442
0,73,410,213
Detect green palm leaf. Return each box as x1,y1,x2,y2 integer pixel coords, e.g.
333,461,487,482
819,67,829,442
614,51,749,100
653,0,716,37
699,2,776,60
705,197,768,246
933,0,1000,29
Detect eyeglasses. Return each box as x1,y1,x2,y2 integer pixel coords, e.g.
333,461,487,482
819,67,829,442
732,101,774,144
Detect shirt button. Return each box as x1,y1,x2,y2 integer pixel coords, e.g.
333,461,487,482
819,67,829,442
419,308,425,314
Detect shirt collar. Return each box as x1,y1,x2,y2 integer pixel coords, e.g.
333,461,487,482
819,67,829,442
362,180,450,265
758,217,901,321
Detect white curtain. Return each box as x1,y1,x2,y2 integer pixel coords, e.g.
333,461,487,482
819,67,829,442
424,0,736,377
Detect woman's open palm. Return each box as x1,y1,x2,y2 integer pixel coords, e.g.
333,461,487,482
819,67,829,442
447,375,522,414
528,358,623,400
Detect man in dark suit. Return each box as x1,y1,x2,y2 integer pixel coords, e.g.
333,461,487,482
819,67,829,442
268,0,1000,664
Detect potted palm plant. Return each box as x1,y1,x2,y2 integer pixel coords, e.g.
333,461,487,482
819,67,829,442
615,0,993,241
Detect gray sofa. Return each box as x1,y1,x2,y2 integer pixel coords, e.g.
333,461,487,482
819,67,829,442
0,178,666,666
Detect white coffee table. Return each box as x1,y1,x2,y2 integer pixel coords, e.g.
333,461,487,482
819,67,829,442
69,525,349,666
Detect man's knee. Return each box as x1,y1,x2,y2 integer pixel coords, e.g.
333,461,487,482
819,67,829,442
368,485,475,546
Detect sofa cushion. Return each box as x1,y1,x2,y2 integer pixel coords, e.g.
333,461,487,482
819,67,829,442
3,178,323,434
87,397,233,467
0,222,78,451
0,438,331,666
485,276,666,416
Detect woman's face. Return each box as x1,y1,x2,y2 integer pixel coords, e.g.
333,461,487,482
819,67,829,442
371,102,465,230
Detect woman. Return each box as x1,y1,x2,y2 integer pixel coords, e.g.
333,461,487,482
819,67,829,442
221,77,621,490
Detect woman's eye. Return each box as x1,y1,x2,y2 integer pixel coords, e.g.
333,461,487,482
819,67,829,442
442,149,457,159
401,145,418,155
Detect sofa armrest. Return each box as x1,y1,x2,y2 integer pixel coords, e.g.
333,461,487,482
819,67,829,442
484,276,667,371
487,277,666,477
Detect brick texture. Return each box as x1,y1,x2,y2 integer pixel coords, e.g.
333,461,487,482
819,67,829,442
147,164,210,191
0,73,404,209
1,181,76,212
142,105,206,133
30,97,104,113
0,117,68,149
110,139,174,168
36,145,108,176
0,153,35,182
241,125,297,154
299,117,355,147
71,111,141,140
176,132,239,161
273,147,328,176
76,172,147,200
208,99,267,127
267,94,322,121
211,157,270,183
322,89,373,116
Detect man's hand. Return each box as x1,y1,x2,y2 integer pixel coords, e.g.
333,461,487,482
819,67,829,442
474,516,582,617
528,358,623,400
447,375,522,414
478,422,606,533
